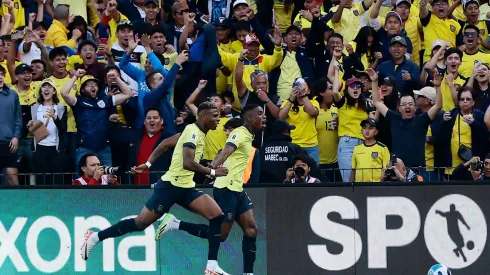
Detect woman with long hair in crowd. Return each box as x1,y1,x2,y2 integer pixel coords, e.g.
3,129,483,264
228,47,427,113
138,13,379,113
313,77,342,181
331,63,375,182
279,78,320,163
420,40,448,87
27,79,67,185
468,63,490,112
347,26,380,69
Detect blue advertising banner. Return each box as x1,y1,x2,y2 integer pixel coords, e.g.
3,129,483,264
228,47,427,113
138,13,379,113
0,189,267,274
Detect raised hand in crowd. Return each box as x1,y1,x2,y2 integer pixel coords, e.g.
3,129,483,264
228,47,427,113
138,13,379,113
269,24,282,46
141,34,151,51
176,50,189,66
28,12,36,24
127,35,139,54
443,111,452,121
72,28,82,41
165,44,176,54
431,69,442,87
300,10,313,22
245,7,254,21
239,48,249,61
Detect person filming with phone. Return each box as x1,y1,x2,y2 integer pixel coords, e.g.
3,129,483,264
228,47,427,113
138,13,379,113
451,155,490,181
284,154,321,183
381,155,420,182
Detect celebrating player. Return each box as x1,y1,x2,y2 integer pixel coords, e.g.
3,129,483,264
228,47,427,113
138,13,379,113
155,104,267,275
80,102,230,275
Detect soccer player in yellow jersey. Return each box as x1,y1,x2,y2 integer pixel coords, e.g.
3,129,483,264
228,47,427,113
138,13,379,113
350,118,390,182
80,102,231,275
156,104,267,275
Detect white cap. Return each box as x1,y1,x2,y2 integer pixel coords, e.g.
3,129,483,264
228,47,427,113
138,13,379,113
233,0,249,8
462,0,479,10
431,40,444,50
414,86,436,102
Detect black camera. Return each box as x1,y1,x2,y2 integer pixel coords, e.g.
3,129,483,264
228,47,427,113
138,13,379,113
294,166,306,177
386,154,398,178
102,166,123,176
471,161,483,171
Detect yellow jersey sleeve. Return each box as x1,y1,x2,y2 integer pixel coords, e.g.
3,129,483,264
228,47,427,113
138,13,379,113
226,127,246,149
182,126,201,149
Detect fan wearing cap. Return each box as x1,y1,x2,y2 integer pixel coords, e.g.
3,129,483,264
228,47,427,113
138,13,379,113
349,118,390,182
377,35,420,93
331,67,375,182
414,86,445,181
329,0,375,43
10,64,38,106
220,32,283,109
369,66,443,168
369,8,414,64
457,25,490,78
375,76,400,150
46,5,82,48
60,69,133,166
271,24,315,100
455,0,490,53
420,0,461,63
111,20,146,94
420,40,449,87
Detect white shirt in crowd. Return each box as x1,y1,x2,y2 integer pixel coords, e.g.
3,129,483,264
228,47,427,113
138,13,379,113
36,105,58,147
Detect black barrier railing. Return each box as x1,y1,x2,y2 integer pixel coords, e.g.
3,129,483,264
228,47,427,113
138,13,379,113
0,166,483,185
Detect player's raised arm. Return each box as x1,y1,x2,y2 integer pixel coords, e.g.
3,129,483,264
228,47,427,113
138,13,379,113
131,133,181,174
183,146,228,177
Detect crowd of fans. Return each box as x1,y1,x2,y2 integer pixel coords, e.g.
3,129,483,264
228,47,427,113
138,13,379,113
1,0,490,185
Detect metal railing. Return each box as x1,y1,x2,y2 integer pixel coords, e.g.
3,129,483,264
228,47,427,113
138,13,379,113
0,166,477,186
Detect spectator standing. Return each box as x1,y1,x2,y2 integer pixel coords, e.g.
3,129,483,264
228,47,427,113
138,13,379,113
28,78,67,185
347,26,380,70
60,69,133,166
73,40,108,83
457,25,490,78
370,67,443,169
441,48,467,111
369,8,414,64
331,66,374,182
73,153,119,185
133,0,169,36
19,22,52,65
395,0,423,67
128,108,173,185
377,36,420,94
329,0,374,43
456,0,490,53
420,0,461,63
414,86,445,181
469,63,490,112
45,5,82,48
420,40,448,87
0,66,21,185
313,78,341,182
442,86,488,175
350,118,390,183
279,80,320,163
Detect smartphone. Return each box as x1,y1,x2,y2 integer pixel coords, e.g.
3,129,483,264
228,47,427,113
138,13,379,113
97,38,108,55
293,77,305,89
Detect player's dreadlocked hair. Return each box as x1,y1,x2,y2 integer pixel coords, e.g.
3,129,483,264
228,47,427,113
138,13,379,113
197,101,217,113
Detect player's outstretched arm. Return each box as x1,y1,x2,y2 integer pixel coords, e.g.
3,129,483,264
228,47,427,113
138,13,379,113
131,133,181,174
183,147,228,177
210,144,236,169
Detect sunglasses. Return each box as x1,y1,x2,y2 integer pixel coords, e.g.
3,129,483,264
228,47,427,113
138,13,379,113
349,83,361,89
41,84,54,90
460,97,473,102
464,31,478,38
119,20,132,26
399,102,414,107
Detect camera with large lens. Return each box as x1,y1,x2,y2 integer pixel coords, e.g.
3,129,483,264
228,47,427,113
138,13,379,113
294,166,306,177
470,161,483,171
102,166,122,176
386,167,396,178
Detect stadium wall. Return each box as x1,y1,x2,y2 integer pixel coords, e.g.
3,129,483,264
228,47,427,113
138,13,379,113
1,183,489,274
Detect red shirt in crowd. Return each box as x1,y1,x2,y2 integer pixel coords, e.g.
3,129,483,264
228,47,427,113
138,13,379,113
133,130,162,184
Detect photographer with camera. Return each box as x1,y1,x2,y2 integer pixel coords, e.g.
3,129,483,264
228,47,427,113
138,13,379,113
382,155,420,182
451,155,490,181
284,154,321,183
72,153,120,185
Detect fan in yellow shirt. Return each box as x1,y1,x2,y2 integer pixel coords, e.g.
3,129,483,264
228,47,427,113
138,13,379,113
442,48,467,111
279,79,320,163
219,33,283,110
293,0,326,29
420,0,461,63
457,24,490,78
350,118,390,182
10,64,40,106
457,0,490,53
329,0,375,43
